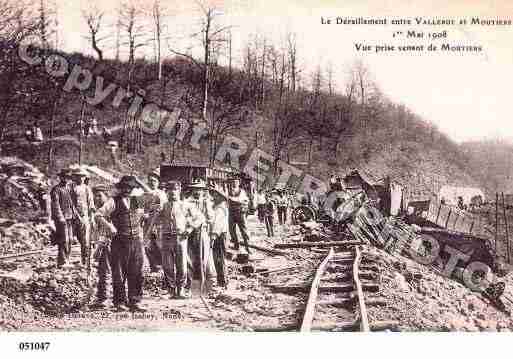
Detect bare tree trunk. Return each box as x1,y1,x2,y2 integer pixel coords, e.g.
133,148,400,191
115,17,120,61
78,96,86,165
47,94,60,174
228,29,232,80
260,37,266,106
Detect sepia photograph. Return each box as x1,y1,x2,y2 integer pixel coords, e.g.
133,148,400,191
1,0,513,354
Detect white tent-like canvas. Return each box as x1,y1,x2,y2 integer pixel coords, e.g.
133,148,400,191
438,185,485,206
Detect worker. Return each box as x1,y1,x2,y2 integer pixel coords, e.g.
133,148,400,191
185,179,217,293
226,175,251,255
50,168,77,268
255,189,266,223
139,168,167,273
32,121,43,144
91,184,111,309
146,180,205,299
35,180,51,217
71,167,95,267
90,117,99,136
457,196,465,210
209,184,230,289
102,127,113,144
263,191,275,238
95,175,146,312
286,190,295,224
329,174,337,191
275,189,288,226
77,118,85,138
24,125,33,142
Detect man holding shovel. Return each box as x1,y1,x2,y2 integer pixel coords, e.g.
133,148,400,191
186,180,217,295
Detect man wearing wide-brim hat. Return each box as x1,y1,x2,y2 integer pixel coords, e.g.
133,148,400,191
95,175,147,312
50,168,77,268
71,167,95,267
184,179,217,293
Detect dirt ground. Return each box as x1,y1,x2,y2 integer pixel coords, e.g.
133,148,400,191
1,215,513,332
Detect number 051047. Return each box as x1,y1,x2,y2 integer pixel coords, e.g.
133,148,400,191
18,342,50,351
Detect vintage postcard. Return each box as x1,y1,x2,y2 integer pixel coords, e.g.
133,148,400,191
1,0,513,355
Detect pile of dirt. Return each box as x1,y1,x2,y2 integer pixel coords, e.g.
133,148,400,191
366,245,513,331
143,270,165,296
0,294,44,330
26,263,94,315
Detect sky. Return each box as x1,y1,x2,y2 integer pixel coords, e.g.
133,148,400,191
52,0,513,143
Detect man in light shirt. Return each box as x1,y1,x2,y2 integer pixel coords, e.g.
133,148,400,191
71,167,95,267
90,184,111,309
185,180,217,293
274,189,288,226
254,190,266,223
209,185,230,289
226,176,251,254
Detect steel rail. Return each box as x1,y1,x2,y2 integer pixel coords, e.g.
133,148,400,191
300,247,334,332
353,246,370,331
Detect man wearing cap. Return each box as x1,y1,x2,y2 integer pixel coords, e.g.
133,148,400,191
226,176,251,254
71,167,95,266
50,168,77,268
95,175,146,312
147,180,204,299
91,185,111,308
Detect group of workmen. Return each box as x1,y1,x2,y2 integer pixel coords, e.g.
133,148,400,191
253,188,295,238
49,166,254,312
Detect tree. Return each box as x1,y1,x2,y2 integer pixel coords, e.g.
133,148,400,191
151,0,169,80
286,32,299,93
118,0,151,153
0,0,41,147
119,0,150,93
170,0,232,163
82,3,107,61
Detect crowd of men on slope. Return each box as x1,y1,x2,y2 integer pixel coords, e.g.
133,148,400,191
48,166,297,313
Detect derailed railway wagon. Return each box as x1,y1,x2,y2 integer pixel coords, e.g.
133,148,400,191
159,163,255,211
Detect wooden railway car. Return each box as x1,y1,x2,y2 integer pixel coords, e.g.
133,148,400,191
159,163,255,212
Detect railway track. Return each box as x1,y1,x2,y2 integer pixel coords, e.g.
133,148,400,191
0,245,82,262
300,246,382,332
